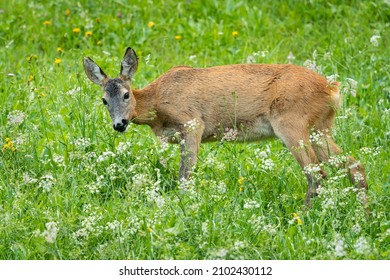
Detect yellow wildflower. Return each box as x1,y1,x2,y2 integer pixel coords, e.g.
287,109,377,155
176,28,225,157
147,227,153,233
54,58,61,64
238,176,245,185
43,20,51,26
57,47,63,53
73,27,81,33
65,8,70,16
232,31,239,37
175,35,182,40
148,21,155,28
293,213,302,225
85,31,92,37
2,138,16,152
26,54,38,62
29,75,34,82
97,40,102,46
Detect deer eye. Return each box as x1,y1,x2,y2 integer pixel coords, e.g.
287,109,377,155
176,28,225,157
102,98,108,105
124,92,130,100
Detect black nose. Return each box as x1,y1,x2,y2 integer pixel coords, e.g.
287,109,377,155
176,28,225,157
113,119,129,132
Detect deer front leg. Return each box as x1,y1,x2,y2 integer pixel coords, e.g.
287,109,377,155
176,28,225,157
178,120,204,180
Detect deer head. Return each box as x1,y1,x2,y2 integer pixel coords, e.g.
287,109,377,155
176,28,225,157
83,47,138,132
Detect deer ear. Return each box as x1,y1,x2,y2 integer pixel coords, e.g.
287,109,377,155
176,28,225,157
120,47,138,81
83,57,108,86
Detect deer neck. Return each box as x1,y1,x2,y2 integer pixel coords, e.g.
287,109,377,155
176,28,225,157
131,86,157,125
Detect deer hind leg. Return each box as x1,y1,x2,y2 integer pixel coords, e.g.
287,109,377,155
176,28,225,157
312,134,368,192
274,127,326,204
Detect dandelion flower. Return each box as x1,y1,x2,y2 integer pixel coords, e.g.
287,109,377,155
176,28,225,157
54,58,61,64
43,20,51,25
57,47,63,53
232,31,239,37
65,8,70,16
293,213,302,225
28,74,34,82
175,35,182,40
73,27,81,33
148,21,155,28
2,138,16,152
85,31,92,37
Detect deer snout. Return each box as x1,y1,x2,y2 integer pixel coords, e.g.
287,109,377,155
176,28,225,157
113,119,129,132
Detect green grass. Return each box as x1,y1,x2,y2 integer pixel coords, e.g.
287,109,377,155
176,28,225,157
0,0,389,260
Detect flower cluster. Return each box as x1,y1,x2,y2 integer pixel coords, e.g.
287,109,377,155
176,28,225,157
39,174,55,192
222,128,238,142
7,110,26,126
35,221,58,243
184,118,200,133
253,146,275,171
2,138,16,152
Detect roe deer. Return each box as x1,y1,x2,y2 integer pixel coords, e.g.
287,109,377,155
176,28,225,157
83,47,368,204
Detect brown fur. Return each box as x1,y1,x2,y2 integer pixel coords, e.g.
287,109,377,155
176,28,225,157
83,47,368,204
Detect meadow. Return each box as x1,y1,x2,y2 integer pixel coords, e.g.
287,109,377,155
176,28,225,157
0,0,389,259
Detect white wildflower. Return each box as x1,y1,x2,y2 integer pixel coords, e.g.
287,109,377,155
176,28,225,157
23,173,38,184
126,217,141,235
354,172,364,183
203,153,225,171
96,151,116,162
132,173,152,188
53,154,65,166
344,78,358,97
309,130,325,146
326,74,339,84
7,110,26,126
233,241,247,250
222,128,238,142
303,59,322,73
322,197,335,211
65,86,81,96
287,52,295,64
333,234,347,257
74,137,91,149
370,35,381,47
243,199,260,209
328,155,347,167
354,236,371,255
184,118,200,132
352,222,361,234
189,55,197,61
39,174,55,192
215,181,227,194
106,220,121,231
254,146,271,159
262,158,275,171
304,163,322,177
41,221,58,243
210,248,228,259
